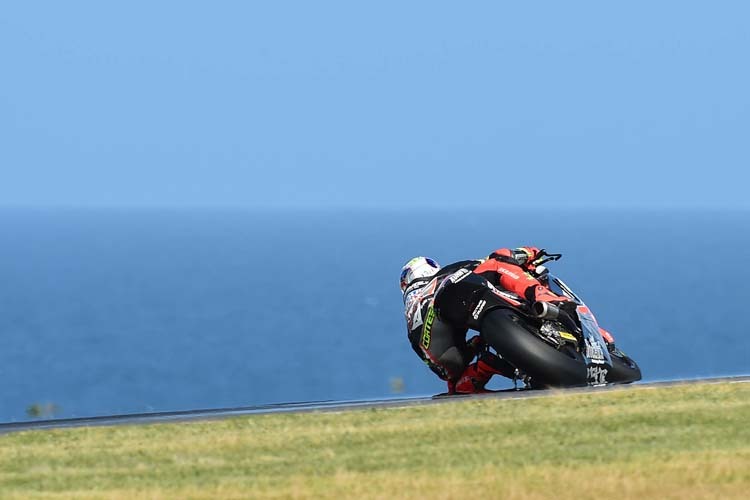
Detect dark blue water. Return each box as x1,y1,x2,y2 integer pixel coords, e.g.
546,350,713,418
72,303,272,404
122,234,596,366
1,208,748,422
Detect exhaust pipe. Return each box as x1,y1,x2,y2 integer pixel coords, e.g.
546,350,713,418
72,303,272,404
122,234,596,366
532,301,560,320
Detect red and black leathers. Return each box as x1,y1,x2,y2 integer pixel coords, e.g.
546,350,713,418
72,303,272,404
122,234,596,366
474,247,567,304
473,247,616,343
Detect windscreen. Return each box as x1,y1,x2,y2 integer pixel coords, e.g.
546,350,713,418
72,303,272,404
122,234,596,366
547,274,583,304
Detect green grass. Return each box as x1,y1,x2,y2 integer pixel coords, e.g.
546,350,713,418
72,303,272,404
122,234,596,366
1,382,749,499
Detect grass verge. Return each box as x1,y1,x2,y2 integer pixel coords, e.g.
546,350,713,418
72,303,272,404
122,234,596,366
1,382,749,499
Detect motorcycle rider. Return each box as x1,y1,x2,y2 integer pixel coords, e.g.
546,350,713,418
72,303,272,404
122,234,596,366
472,247,616,346
400,247,615,394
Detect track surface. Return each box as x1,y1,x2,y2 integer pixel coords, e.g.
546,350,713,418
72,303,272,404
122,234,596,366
2,375,748,435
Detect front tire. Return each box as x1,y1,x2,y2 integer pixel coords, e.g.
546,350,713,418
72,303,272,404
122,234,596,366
607,350,642,384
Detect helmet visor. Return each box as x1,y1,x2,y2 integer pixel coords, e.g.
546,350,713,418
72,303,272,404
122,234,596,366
399,267,410,292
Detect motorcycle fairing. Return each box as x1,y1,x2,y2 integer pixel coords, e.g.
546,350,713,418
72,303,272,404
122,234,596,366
549,274,613,384
547,274,583,304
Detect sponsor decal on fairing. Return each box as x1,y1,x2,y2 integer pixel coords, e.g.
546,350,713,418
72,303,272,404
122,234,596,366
585,337,607,364
587,366,608,386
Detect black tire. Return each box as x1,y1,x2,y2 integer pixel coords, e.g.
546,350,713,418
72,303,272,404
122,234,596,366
481,309,588,387
607,350,642,384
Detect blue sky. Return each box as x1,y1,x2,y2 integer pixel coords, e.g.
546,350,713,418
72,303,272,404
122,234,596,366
1,1,748,209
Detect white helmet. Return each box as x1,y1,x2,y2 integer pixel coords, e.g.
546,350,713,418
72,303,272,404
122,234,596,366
400,257,440,293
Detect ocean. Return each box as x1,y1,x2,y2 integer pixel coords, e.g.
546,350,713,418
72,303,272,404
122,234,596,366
1,208,748,422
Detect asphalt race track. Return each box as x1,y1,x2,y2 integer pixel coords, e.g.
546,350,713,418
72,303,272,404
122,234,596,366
2,375,748,435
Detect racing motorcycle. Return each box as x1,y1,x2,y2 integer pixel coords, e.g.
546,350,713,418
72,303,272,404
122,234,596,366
438,250,641,388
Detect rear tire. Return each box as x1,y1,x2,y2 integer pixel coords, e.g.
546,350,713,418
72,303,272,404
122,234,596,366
481,309,588,387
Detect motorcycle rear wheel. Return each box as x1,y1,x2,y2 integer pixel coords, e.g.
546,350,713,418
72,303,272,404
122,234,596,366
482,309,642,387
482,309,588,387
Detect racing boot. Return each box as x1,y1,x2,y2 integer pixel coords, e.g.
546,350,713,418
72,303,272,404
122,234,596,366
447,379,457,394
466,335,485,358
454,352,516,394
